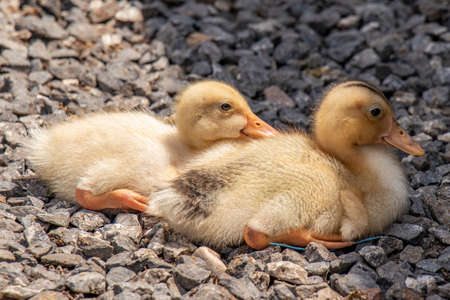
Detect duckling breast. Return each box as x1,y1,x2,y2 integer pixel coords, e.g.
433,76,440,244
359,146,409,234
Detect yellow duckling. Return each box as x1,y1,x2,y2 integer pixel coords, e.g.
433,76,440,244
147,81,424,250
25,80,277,212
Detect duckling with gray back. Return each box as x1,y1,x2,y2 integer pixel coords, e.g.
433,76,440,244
147,81,424,250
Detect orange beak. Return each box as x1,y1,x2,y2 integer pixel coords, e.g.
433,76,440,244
382,119,425,156
241,112,278,138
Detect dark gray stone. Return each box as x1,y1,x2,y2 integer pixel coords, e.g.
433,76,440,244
382,74,405,92
377,236,404,255
163,242,190,261
49,59,84,80
48,227,79,247
152,282,176,299
274,41,308,64
349,262,378,282
228,254,263,277
438,283,450,299
97,70,123,93
28,39,51,60
29,71,53,85
2,49,30,67
0,122,28,146
358,246,386,268
326,30,364,62
127,248,172,272
100,214,142,243
436,68,450,85
28,241,53,258
107,61,140,82
66,271,106,295
271,282,296,299
105,252,134,269
386,223,424,241
416,259,442,273
191,61,212,76
197,41,223,63
376,261,413,285
295,282,334,299
19,16,68,39
21,215,50,246
203,26,235,45
68,23,101,42
331,273,379,296
281,249,308,266
305,242,337,262
248,270,270,291
186,283,236,299
217,273,262,300
266,261,308,284
115,291,141,300
429,227,450,245
138,268,171,284
70,210,109,232
400,245,424,264
12,95,41,116
237,55,270,97
330,252,362,273
106,267,136,286
405,275,437,295
304,261,330,276
264,85,296,107
111,235,137,253
349,48,380,69
174,262,211,290
423,87,449,107
78,233,114,260
419,186,448,225
37,211,70,227
0,181,17,193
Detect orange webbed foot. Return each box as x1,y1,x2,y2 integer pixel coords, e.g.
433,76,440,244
76,188,149,212
244,225,354,250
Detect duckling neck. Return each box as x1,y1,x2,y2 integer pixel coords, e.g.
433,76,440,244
177,131,212,151
314,135,367,174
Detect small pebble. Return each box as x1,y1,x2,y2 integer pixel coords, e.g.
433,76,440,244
266,261,309,284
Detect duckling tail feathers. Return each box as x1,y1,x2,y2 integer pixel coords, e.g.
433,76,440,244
145,189,167,217
146,188,194,221
23,129,50,169
146,186,214,224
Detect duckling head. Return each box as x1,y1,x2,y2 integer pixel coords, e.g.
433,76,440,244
313,81,424,164
174,80,278,149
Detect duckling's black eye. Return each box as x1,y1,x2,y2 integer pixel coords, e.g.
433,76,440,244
220,103,232,111
370,108,381,117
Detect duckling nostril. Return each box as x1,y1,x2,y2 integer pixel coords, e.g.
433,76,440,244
255,122,261,127
400,130,404,136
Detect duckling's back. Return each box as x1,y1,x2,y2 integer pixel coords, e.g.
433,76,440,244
25,112,190,202
149,132,347,248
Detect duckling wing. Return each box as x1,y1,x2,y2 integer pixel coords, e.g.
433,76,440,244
148,161,245,220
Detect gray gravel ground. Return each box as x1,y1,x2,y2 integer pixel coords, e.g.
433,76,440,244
0,0,449,299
